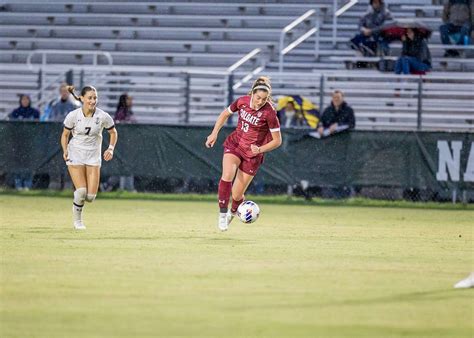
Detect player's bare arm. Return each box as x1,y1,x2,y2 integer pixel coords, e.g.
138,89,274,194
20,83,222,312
205,109,232,148
61,128,71,161
251,130,282,155
104,127,118,161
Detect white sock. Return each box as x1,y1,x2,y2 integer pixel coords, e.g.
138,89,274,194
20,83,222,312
85,194,96,203
73,187,87,222
73,204,83,223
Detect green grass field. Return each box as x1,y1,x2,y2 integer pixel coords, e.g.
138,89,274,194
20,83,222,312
0,194,473,338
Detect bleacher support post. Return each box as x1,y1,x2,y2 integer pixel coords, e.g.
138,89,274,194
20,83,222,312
37,69,43,101
417,76,423,130
79,69,84,90
319,75,325,110
227,74,234,125
332,0,337,48
66,69,73,86
184,73,190,124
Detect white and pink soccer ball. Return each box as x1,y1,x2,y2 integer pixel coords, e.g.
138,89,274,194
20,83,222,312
236,201,260,224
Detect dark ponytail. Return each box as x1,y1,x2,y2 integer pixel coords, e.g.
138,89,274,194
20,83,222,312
67,85,97,102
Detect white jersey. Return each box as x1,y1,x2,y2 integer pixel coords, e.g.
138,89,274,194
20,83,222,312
63,107,115,151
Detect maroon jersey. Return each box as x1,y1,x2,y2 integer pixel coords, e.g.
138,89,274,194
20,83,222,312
226,95,280,159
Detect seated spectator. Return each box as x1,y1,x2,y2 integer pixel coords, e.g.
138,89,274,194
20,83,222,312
44,83,80,122
277,95,319,128
349,0,392,56
439,0,472,57
114,94,136,192
8,94,40,120
114,93,136,124
395,28,432,75
317,90,355,138
8,95,40,190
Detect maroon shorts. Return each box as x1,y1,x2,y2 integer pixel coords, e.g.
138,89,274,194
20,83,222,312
223,137,264,176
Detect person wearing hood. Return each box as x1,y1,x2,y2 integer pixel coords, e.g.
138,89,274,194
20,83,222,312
8,94,40,190
276,96,320,128
395,28,432,74
8,94,40,121
439,0,472,57
349,0,393,56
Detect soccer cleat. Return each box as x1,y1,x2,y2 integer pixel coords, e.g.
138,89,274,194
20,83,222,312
454,272,474,289
218,212,229,231
227,211,235,225
74,220,86,230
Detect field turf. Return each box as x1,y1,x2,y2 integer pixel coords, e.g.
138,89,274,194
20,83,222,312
0,194,473,337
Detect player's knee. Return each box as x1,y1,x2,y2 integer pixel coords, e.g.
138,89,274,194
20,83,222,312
74,187,87,204
85,194,96,203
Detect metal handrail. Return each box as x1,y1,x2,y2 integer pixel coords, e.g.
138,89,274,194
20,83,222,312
227,48,261,73
227,48,265,90
34,70,68,110
25,51,113,116
332,0,358,47
26,50,113,70
279,9,320,74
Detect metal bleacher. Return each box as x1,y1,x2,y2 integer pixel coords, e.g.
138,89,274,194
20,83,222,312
0,0,473,132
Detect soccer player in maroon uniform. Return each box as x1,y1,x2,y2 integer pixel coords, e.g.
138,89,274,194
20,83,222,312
205,76,282,231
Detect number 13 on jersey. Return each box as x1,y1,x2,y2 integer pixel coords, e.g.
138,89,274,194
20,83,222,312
241,121,249,132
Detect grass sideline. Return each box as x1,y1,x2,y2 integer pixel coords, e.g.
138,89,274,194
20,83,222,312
0,188,473,210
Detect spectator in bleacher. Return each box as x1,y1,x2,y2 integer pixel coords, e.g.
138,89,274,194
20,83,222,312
44,83,80,122
395,28,432,74
114,93,136,124
8,94,40,190
317,90,355,138
349,0,393,56
8,94,40,121
276,96,319,128
439,0,472,57
113,94,136,192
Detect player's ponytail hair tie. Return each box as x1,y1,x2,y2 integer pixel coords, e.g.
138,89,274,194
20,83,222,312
67,85,97,103
67,86,81,102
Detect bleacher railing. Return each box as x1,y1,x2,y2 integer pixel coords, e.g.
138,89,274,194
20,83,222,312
26,50,114,112
332,0,358,47
26,50,113,70
227,48,265,91
5,62,474,132
279,9,321,74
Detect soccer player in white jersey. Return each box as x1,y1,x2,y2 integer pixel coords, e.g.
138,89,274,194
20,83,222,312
60,86,118,230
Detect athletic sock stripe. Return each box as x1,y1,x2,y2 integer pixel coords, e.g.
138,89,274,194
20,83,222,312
73,202,84,208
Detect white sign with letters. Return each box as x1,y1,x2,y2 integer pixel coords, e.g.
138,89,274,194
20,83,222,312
436,141,474,182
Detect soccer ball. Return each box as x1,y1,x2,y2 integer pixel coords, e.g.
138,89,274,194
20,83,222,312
237,201,260,224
